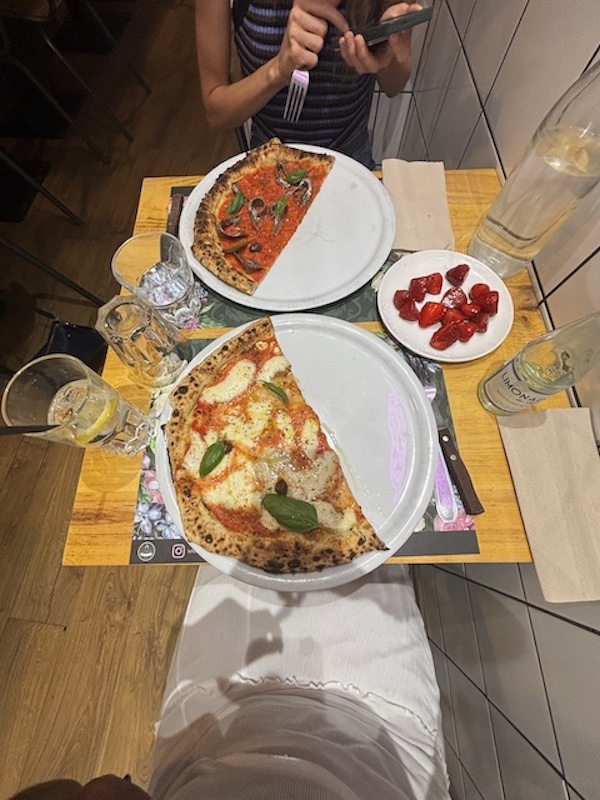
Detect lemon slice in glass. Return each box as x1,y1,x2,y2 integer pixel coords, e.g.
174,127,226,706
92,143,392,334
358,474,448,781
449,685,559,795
73,396,120,446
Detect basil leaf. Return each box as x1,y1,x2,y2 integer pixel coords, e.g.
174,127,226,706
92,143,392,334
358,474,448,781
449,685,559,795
261,381,289,405
272,195,288,217
222,239,248,254
200,440,232,477
226,191,245,215
262,494,320,532
286,168,308,185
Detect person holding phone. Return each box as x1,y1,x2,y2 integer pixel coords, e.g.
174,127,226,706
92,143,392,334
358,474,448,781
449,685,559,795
194,0,424,168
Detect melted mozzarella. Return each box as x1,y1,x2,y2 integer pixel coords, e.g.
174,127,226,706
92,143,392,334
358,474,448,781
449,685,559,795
203,460,260,510
257,355,289,383
222,398,272,449
202,359,256,403
301,417,320,460
273,409,295,449
314,500,357,532
183,430,207,474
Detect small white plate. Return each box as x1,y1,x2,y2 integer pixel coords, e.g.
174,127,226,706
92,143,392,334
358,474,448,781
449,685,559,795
377,250,514,362
179,145,396,312
155,314,436,592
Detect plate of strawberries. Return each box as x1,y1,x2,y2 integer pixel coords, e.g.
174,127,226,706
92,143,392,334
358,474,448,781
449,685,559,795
377,250,514,362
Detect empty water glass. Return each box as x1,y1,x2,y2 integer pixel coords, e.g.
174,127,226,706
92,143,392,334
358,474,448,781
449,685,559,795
1,354,151,454
96,296,191,387
111,231,203,329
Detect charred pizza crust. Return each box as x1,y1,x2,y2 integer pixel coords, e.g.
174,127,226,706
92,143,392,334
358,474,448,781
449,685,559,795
166,318,386,574
192,138,335,295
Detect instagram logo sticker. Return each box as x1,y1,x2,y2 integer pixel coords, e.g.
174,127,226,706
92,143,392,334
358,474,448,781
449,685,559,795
171,542,187,560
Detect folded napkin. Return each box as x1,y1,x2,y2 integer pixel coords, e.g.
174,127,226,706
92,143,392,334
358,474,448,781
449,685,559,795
382,159,455,251
498,408,600,603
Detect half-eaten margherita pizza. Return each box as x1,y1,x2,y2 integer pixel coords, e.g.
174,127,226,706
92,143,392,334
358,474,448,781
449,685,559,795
165,317,385,574
192,138,335,295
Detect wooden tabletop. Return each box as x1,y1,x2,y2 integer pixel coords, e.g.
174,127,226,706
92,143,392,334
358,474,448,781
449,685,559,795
63,169,568,567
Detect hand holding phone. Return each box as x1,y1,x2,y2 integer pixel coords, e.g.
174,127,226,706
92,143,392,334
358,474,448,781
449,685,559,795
357,6,433,49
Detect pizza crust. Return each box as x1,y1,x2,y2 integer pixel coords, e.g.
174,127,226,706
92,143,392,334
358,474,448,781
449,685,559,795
166,317,387,574
192,139,335,295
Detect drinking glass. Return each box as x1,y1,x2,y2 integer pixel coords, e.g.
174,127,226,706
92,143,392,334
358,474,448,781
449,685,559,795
95,295,190,387
1,354,151,454
111,231,203,329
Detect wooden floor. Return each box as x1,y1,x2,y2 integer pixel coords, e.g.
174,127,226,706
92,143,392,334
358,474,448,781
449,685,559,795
0,1,238,794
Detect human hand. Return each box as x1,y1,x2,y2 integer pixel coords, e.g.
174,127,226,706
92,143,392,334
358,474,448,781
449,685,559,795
276,0,349,81
338,3,423,76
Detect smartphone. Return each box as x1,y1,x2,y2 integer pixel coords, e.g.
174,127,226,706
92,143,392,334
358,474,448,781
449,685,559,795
357,7,433,49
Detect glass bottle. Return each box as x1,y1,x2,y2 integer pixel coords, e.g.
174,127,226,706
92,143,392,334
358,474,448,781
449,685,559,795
478,311,600,415
468,61,600,279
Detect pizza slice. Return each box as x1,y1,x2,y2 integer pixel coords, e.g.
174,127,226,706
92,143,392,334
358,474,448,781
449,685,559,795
192,138,335,295
165,317,386,574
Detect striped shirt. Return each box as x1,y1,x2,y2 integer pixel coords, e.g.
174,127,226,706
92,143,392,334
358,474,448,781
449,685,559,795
234,0,375,153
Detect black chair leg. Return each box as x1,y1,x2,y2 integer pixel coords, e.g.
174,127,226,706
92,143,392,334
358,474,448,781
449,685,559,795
0,235,104,305
40,28,134,142
78,0,151,94
4,55,111,164
0,148,84,226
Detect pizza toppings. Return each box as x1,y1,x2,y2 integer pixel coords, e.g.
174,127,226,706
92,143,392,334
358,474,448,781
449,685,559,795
262,494,321,533
193,139,335,295
166,317,384,573
199,440,233,477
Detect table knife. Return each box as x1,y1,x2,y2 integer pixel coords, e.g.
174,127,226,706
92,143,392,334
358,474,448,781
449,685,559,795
433,404,484,516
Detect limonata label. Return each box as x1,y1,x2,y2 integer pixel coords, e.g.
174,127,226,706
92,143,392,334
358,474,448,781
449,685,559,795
481,360,548,413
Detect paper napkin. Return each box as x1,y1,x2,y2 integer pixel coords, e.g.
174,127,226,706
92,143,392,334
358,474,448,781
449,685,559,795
498,408,600,603
381,159,455,251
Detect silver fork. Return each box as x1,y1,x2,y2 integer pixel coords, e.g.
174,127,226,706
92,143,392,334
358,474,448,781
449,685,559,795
404,353,459,523
283,68,310,123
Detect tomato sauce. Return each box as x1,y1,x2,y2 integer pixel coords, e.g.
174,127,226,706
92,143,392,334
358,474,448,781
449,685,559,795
216,159,329,282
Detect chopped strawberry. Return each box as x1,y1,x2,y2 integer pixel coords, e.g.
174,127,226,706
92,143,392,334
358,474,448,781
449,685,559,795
470,282,491,302
425,272,443,295
393,289,411,310
456,319,477,342
472,312,490,332
441,286,467,309
409,276,429,302
478,290,499,315
460,302,481,318
398,297,420,321
446,263,470,286
443,307,465,324
419,301,446,328
430,321,460,350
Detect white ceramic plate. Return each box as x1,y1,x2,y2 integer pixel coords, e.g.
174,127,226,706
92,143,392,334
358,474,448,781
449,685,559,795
155,314,436,591
179,145,396,312
377,250,514,362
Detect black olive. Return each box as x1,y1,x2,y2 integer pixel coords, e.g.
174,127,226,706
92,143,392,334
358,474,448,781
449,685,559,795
249,242,262,252
275,478,288,495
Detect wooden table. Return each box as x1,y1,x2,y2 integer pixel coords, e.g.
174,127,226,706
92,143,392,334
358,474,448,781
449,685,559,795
63,169,568,567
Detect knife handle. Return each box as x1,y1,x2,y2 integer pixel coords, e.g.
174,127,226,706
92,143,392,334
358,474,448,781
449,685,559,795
438,428,484,516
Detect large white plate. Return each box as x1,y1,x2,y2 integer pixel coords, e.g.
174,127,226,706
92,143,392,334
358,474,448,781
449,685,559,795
179,145,396,312
377,250,514,363
155,314,436,591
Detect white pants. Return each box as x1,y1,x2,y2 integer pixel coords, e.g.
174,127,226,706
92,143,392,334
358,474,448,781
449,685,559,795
150,564,449,800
